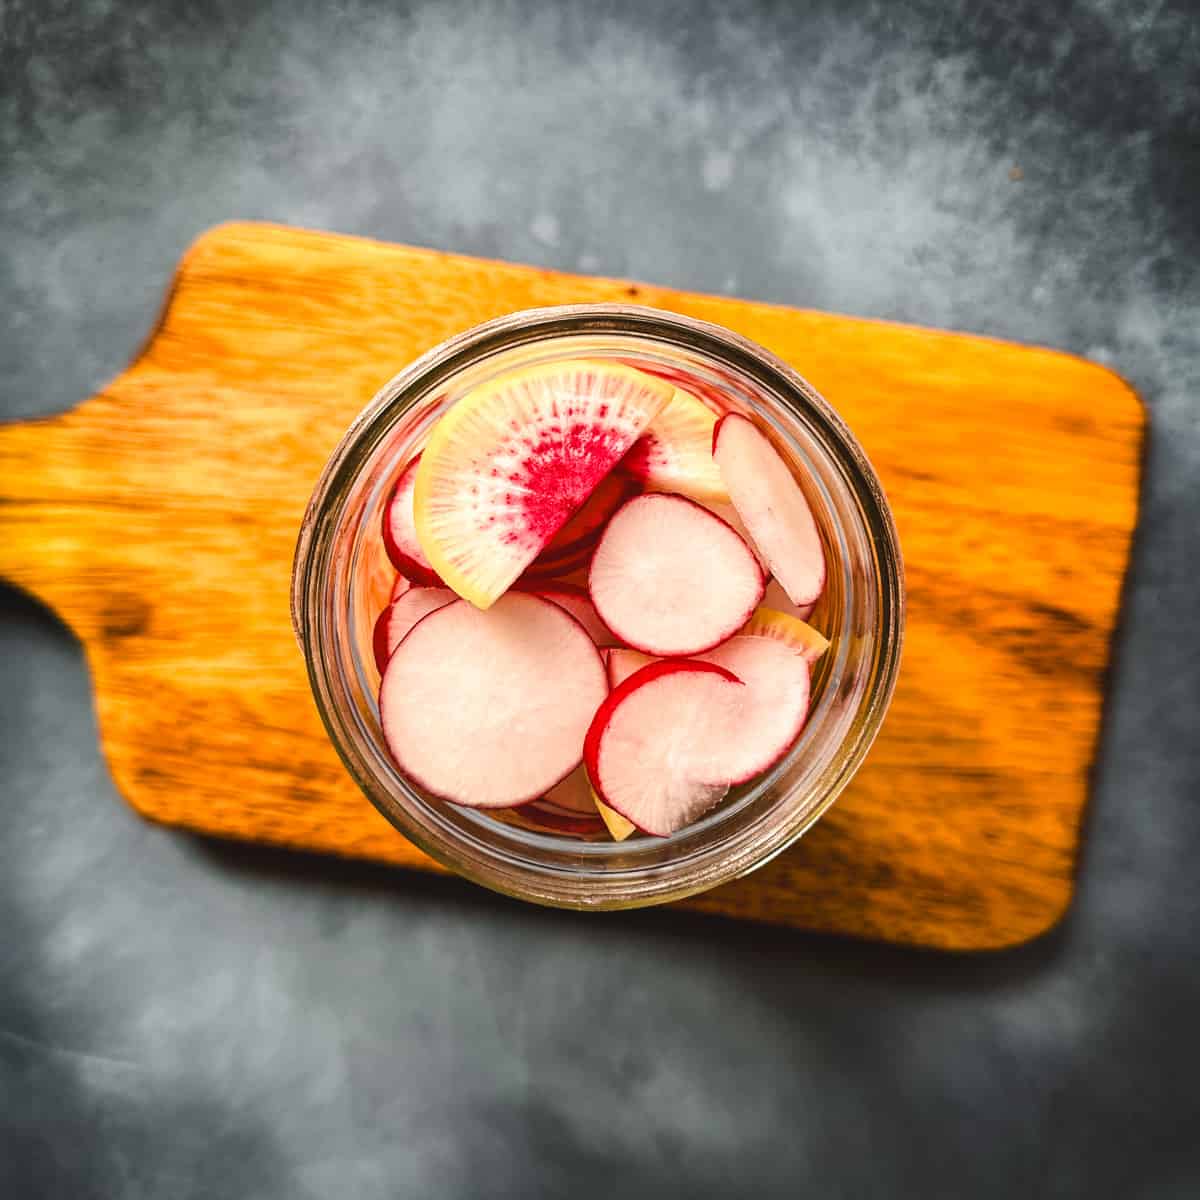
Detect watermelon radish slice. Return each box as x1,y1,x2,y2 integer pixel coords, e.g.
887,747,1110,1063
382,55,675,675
604,647,658,689
621,387,729,502
413,360,673,609
741,606,830,665
697,635,812,784
526,584,615,646
541,472,633,558
713,413,826,607
371,587,456,673
379,593,607,807
619,361,729,414
585,659,741,836
382,456,441,585
589,493,764,656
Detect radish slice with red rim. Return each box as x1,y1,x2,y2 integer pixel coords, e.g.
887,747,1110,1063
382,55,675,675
589,493,764,656
696,635,812,784
371,588,456,673
382,455,441,585
584,659,741,836
526,584,615,646
712,413,826,607
604,647,659,689
380,593,607,808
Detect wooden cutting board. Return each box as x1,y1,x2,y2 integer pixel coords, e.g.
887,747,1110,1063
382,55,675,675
0,222,1143,950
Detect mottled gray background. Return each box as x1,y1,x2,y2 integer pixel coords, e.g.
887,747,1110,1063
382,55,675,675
2,1,1198,1196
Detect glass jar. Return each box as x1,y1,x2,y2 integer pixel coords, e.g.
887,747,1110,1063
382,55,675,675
291,304,904,910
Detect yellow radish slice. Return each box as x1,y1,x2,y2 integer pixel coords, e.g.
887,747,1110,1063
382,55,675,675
622,387,729,502
740,606,830,665
414,361,673,609
595,795,637,841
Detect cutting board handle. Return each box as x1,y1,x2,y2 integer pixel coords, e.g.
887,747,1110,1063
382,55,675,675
0,402,109,627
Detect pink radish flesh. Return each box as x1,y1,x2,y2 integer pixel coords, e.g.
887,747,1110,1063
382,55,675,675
712,413,826,606
604,647,658,688
510,804,604,836
702,500,769,573
585,660,742,836
519,537,595,581
762,578,815,622
542,472,632,556
371,588,456,673
382,456,441,585
528,584,615,646
541,764,599,815
518,475,631,581
697,635,812,783
380,593,607,807
589,493,764,656
390,573,413,603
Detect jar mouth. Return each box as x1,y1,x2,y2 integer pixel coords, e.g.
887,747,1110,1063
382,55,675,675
293,304,905,910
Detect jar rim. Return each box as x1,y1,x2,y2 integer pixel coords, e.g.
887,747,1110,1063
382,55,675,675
293,304,905,910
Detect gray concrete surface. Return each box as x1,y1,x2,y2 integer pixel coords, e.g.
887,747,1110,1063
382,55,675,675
2,1,1199,1196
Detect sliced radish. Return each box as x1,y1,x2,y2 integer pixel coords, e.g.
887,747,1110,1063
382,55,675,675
413,360,673,609
620,361,728,415
604,647,658,689
371,587,456,672
542,764,599,815
595,797,637,842
542,472,633,558
380,593,607,807
697,635,811,784
390,573,413,603
621,387,729,502
741,606,830,665
713,413,826,607
382,455,442,585
519,541,595,582
762,578,816,622
518,475,632,581
589,493,764,656
526,584,615,646
701,500,769,572
507,804,604,837
585,659,743,836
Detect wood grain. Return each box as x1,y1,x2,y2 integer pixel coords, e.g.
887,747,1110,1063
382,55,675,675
0,222,1143,950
